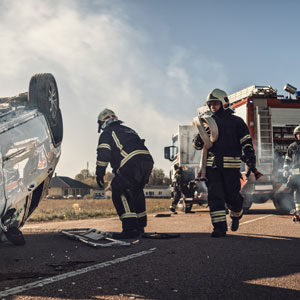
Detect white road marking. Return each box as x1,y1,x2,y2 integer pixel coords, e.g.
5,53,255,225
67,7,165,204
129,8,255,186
239,215,272,226
0,248,156,297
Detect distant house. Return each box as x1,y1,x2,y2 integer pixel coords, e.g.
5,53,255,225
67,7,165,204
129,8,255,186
144,185,171,198
48,175,93,198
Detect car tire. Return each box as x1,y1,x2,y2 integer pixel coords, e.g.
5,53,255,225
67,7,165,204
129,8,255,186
242,194,252,213
273,193,295,215
28,73,63,146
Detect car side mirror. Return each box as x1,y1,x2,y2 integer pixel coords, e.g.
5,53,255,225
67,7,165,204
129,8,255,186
164,146,178,161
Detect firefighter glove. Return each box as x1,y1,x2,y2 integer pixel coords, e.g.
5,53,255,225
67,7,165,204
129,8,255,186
293,213,300,223
245,153,256,169
193,134,204,150
96,176,104,189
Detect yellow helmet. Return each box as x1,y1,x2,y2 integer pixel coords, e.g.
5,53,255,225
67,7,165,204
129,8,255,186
206,88,229,107
97,108,118,131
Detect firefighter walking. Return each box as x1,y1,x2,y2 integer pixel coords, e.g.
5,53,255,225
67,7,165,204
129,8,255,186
96,109,154,239
169,164,184,214
283,125,300,222
193,89,256,237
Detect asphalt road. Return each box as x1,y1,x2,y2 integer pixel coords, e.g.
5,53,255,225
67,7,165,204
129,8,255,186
1,202,300,300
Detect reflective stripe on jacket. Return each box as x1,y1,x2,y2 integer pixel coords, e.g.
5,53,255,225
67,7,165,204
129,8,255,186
96,121,153,178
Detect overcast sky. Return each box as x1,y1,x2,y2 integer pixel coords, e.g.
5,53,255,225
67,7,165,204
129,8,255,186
1,0,300,177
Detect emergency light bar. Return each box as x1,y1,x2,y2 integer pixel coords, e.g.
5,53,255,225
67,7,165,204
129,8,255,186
284,83,297,95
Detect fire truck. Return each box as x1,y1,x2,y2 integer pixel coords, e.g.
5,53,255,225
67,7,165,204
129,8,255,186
225,84,300,213
164,125,207,213
165,84,300,214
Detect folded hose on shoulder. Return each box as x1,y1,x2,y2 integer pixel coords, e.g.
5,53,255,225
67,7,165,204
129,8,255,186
193,114,218,181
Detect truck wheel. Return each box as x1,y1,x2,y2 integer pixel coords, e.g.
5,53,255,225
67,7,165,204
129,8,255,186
273,193,295,214
242,194,252,213
28,73,63,146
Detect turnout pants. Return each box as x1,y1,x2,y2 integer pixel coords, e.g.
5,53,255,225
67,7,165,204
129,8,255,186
170,187,181,210
111,160,153,232
206,168,243,231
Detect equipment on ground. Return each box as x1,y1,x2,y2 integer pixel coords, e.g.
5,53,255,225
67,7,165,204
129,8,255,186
60,228,131,247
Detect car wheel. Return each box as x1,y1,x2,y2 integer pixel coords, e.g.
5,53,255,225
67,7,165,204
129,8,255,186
242,194,252,213
273,192,295,215
28,73,63,146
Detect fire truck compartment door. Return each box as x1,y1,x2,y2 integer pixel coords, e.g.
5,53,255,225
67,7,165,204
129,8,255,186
270,108,300,126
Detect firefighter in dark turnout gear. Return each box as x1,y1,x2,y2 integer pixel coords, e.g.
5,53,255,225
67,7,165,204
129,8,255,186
283,125,300,222
96,109,154,239
193,89,255,237
169,164,184,214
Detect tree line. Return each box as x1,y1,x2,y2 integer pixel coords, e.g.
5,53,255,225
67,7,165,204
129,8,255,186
74,167,171,189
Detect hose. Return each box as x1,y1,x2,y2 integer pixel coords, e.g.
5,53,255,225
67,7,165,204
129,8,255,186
193,114,218,180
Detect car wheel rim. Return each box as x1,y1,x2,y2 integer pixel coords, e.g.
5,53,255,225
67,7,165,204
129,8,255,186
48,84,58,120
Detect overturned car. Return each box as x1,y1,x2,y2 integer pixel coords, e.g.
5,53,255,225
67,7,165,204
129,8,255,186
0,73,63,245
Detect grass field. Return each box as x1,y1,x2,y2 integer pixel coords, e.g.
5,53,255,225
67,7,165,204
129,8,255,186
28,198,172,222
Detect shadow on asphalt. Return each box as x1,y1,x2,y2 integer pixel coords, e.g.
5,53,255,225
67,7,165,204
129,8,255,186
192,208,283,216
1,229,300,299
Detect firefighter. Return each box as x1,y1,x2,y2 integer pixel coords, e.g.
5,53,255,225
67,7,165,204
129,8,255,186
169,164,184,214
96,109,154,239
193,89,255,237
283,125,300,222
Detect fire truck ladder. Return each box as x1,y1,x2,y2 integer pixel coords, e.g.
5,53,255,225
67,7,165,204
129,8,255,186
256,106,273,174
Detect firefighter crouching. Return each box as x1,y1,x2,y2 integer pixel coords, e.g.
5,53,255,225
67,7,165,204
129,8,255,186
96,109,154,239
283,125,300,222
169,164,184,214
193,89,256,237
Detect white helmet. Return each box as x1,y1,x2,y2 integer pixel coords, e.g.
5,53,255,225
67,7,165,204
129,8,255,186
294,125,300,138
97,109,118,131
206,88,229,107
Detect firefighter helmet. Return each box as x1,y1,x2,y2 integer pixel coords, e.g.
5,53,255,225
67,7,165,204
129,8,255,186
206,88,229,107
294,125,300,138
97,109,118,131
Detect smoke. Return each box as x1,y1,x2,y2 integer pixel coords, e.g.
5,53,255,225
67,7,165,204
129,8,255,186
0,0,227,177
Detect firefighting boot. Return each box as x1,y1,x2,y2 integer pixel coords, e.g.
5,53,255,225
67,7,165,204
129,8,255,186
210,210,227,237
211,228,227,238
230,209,243,231
169,205,177,214
230,218,239,231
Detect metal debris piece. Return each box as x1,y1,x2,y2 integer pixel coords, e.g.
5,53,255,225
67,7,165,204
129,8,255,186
142,232,180,239
153,213,171,217
60,228,131,247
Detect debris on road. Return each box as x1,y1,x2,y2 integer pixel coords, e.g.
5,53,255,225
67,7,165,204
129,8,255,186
60,228,131,247
142,232,180,239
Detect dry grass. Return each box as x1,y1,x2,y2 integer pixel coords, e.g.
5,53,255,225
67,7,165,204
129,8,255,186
28,198,171,222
